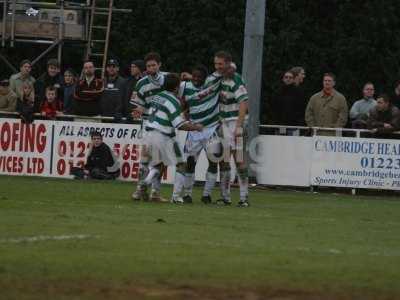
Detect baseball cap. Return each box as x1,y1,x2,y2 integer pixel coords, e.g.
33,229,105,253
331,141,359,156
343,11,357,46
106,59,119,67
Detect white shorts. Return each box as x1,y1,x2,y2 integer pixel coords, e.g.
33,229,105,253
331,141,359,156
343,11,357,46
184,124,221,159
221,119,247,151
147,130,184,167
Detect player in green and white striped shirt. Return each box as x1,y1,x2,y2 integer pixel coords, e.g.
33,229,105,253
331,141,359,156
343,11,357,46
130,52,167,202
216,51,250,207
178,65,222,203
144,73,203,203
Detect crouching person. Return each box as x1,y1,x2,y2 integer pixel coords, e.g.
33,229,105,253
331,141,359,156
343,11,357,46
71,131,120,179
141,73,203,203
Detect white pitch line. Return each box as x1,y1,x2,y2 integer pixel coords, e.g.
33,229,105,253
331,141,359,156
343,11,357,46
0,234,97,244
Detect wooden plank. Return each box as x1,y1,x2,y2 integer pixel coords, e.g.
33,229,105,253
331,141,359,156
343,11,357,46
1,20,85,40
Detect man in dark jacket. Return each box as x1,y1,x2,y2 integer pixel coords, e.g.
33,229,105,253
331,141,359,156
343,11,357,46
100,59,127,120
71,131,120,179
290,66,307,126
275,70,301,125
34,58,63,112
367,94,400,137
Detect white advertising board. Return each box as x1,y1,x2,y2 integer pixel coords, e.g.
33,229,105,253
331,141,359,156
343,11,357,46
311,136,400,190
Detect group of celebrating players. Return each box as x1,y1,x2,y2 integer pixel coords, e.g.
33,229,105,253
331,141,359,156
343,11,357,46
129,50,250,207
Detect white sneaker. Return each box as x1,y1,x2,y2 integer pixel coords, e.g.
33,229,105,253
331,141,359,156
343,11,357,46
149,190,168,202
171,196,184,204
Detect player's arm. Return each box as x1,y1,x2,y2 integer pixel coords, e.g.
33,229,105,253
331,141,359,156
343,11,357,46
129,85,146,118
171,106,203,132
236,100,248,128
185,79,221,102
179,121,203,132
178,82,190,118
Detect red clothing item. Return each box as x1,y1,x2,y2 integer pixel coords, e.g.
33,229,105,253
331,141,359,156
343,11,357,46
74,77,103,102
41,99,62,119
73,77,104,116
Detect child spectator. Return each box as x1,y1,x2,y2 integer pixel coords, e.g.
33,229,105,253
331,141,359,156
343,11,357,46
40,86,63,119
70,131,120,180
16,82,35,123
62,69,76,114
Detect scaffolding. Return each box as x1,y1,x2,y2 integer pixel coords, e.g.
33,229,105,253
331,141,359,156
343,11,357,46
0,0,131,77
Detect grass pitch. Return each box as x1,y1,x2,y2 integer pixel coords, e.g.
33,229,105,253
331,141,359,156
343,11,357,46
0,176,400,299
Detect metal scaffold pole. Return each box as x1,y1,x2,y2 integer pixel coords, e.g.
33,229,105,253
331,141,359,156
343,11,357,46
242,0,266,176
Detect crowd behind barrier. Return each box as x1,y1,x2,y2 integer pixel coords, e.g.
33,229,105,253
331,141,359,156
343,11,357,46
2,55,400,203
2,60,400,136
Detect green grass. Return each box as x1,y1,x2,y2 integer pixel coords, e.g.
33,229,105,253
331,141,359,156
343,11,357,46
1,176,400,299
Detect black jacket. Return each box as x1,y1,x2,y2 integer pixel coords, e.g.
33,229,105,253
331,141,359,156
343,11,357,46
367,105,400,134
275,84,307,126
85,143,120,174
100,75,127,118
391,93,400,110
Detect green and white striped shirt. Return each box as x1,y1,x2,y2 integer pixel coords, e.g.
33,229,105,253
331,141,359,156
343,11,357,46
146,91,187,137
130,72,167,119
181,73,222,128
220,73,248,121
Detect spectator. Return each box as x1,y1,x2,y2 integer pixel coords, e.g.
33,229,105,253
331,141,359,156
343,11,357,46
290,66,307,126
40,86,63,119
305,73,348,132
391,80,400,109
73,61,103,116
61,69,76,114
34,58,63,112
367,94,400,136
0,79,17,112
350,82,377,128
16,82,35,123
100,59,127,120
70,131,120,179
125,59,145,118
9,59,35,100
274,70,297,125
291,66,306,86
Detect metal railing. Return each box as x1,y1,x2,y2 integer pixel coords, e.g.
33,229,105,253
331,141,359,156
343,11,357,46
0,110,141,124
1,112,399,137
259,124,400,138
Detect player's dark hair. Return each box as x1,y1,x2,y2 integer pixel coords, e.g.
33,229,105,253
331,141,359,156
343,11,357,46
214,51,232,63
163,73,181,92
144,52,161,64
192,64,208,79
